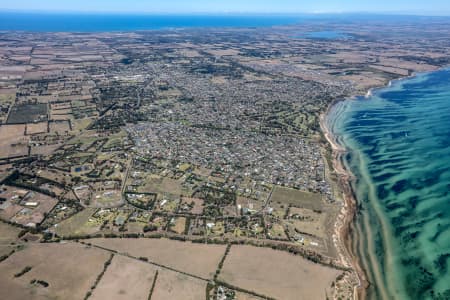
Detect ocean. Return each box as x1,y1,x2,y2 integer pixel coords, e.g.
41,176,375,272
0,12,303,31
328,69,450,299
0,12,438,32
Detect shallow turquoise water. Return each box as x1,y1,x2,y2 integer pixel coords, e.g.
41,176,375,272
328,69,450,299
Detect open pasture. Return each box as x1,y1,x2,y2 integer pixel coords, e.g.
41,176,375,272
219,245,341,300
270,186,323,211
88,237,226,279
0,242,110,300
91,255,156,300
0,125,29,159
151,269,206,300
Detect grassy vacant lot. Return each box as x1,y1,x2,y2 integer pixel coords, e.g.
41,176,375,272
91,255,156,300
140,175,188,196
92,190,123,208
72,118,93,132
88,237,226,279
219,245,341,300
0,92,15,104
49,120,71,134
270,186,323,211
0,242,110,300
286,207,327,239
152,269,206,300
55,207,97,237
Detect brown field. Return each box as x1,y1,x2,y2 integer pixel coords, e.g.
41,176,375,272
0,125,29,159
234,291,265,300
377,57,436,72
369,64,409,76
51,113,71,121
50,102,72,110
0,222,21,256
88,237,226,279
91,255,156,300
270,186,323,211
205,48,240,56
0,221,21,241
328,52,369,64
25,122,48,135
152,269,206,300
219,245,341,300
169,217,186,234
340,73,387,90
49,120,71,134
0,242,110,300
51,108,72,115
140,175,186,196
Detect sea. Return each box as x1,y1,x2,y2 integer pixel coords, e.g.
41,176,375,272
0,12,438,32
0,12,304,31
327,69,450,299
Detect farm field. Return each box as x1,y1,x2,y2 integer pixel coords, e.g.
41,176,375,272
0,242,110,300
91,255,156,300
0,124,29,159
0,222,22,256
87,237,226,279
151,269,207,300
25,122,47,135
219,245,341,300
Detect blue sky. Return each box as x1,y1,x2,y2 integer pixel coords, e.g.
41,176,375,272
1,0,450,15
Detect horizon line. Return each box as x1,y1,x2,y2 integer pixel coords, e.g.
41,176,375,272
1,8,450,17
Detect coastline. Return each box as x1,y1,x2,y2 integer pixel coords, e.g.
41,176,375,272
319,66,442,300
320,104,368,300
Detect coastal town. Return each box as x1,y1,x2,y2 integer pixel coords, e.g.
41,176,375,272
1,17,450,300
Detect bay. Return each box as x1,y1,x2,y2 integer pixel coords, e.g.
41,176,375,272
328,69,450,299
